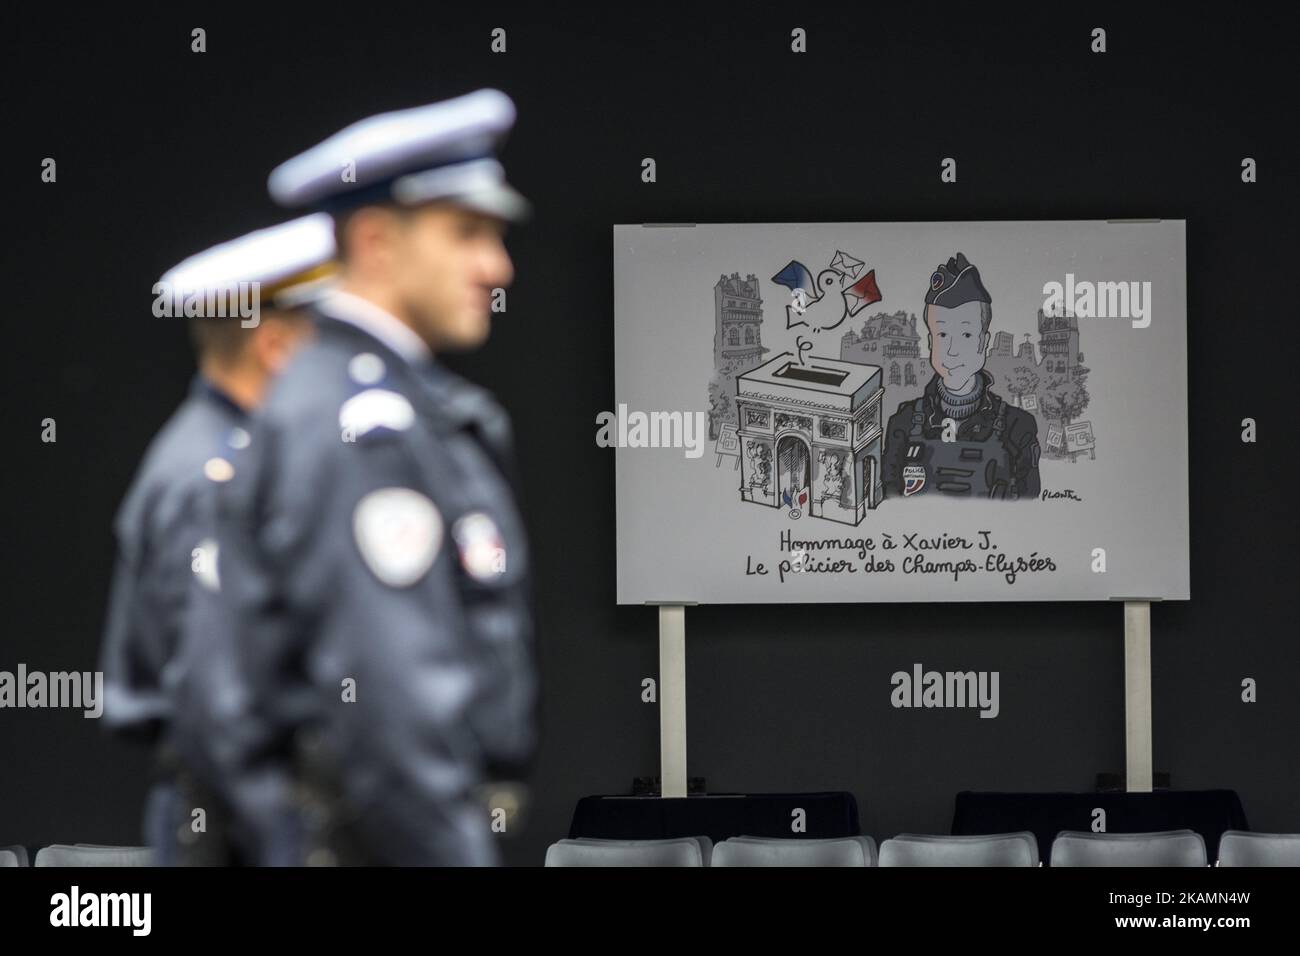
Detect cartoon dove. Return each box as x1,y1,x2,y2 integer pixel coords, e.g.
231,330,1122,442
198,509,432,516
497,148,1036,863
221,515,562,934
772,251,881,332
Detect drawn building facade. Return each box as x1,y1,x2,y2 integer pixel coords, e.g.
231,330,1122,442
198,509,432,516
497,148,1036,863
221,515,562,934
1037,307,1083,378
840,310,922,387
709,272,769,439
714,273,766,375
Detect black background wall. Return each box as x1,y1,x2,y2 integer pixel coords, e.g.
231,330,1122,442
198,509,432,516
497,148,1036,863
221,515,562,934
5,6,1297,867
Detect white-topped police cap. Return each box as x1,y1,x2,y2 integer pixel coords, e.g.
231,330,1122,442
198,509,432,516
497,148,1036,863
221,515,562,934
267,88,530,221
161,213,338,310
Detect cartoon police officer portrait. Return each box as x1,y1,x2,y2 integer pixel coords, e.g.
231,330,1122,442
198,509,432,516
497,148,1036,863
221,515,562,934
882,252,1041,500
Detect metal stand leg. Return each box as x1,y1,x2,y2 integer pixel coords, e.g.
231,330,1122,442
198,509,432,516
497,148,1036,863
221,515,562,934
1124,601,1153,792
658,605,687,798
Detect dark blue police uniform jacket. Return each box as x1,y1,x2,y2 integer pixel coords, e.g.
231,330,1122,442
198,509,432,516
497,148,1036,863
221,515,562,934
186,307,537,866
100,376,247,741
99,377,247,863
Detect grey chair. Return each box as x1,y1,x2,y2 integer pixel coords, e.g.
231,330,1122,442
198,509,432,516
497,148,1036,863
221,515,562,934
544,836,711,867
1050,830,1205,867
1,845,29,867
713,835,877,866
880,832,1038,867
1217,831,1300,867
34,845,155,867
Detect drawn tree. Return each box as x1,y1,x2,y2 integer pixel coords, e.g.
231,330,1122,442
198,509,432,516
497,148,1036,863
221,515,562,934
1041,376,1090,427
1006,366,1040,407
707,372,734,440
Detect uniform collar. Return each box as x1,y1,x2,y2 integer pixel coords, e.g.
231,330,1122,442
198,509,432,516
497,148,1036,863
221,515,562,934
191,374,248,419
310,310,518,479
316,289,432,366
310,308,499,433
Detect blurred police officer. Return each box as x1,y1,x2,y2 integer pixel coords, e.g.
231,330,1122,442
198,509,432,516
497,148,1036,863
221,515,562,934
209,89,537,866
99,214,334,864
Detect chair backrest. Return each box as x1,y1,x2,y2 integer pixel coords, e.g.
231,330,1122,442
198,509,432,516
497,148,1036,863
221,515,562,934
1217,831,1300,867
0,850,20,867
34,845,155,867
1050,830,1206,867
713,835,877,867
545,837,711,867
879,832,1038,867
1,845,29,867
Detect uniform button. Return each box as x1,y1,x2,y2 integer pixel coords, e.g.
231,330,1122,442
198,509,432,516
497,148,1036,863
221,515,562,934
348,352,386,385
203,457,235,482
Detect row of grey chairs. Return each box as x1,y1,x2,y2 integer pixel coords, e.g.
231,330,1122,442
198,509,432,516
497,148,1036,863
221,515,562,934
7,831,1297,866
545,830,1300,867
1,845,153,867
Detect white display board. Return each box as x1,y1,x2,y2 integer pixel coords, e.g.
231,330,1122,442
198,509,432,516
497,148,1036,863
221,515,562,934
613,220,1189,604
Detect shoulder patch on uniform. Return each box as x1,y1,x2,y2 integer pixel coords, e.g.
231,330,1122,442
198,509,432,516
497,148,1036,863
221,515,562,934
353,487,443,587
339,389,414,440
452,511,507,581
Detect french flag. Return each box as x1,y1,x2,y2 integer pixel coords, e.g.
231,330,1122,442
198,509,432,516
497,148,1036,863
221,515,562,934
844,269,882,316
771,260,816,297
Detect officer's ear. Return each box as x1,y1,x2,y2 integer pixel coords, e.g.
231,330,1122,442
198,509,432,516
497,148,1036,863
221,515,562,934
253,311,309,375
339,205,408,275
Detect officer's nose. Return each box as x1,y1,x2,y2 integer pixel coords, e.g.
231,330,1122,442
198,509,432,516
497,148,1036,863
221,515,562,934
477,238,513,291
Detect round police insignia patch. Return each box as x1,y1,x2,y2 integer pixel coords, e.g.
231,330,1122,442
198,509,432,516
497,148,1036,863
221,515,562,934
452,511,506,581
353,488,443,587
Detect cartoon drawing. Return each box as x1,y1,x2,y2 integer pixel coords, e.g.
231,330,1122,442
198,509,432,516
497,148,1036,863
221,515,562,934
714,421,742,469
1063,420,1096,461
778,428,811,515
746,441,772,495
881,253,1042,500
736,351,884,525
771,250,881,334
984,310,1095,458
817,449,849,506
707,273,770,440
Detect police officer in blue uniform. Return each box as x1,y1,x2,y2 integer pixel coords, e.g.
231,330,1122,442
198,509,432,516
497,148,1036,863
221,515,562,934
882,252,1041,500
98,215,335,864
202,89,538,866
